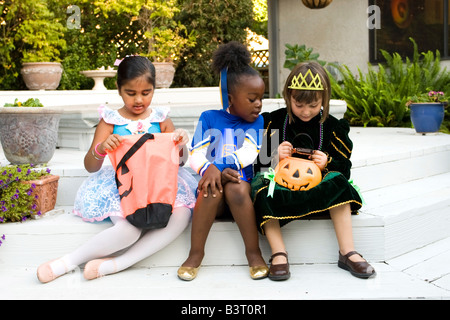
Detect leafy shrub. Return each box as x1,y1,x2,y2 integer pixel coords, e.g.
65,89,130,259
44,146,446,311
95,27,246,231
283,44,326,70
173,0,254,87
0,164,52,223
331,38,450,127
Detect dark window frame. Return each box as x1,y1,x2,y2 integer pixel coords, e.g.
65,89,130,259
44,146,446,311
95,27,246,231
369,0,449,63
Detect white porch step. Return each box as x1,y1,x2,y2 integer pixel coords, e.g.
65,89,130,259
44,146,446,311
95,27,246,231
1,128,450,269
2,171,450,269
49,128,450,207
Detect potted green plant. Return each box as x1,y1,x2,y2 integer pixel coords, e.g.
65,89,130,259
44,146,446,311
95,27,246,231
0,98,61,165
283,44,326,70
137,0,196,88
16,0,66,90
406,90,448,134
0,164,59,223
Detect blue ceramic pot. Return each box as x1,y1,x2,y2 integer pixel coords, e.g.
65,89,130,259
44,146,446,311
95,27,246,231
409,103,445,133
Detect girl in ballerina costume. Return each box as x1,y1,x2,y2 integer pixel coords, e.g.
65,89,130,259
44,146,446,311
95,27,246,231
177,41,269,281
37,55,197,283
252,61,376,280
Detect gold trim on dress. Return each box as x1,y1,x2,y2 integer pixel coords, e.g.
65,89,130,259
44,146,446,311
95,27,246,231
331,141,348,159
253,171,362,234
332,132,352,154
259,200,362,234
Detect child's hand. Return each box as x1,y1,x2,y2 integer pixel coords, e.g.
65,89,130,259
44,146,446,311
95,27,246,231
221,168,241,184
101,134,123,152
310,150,327,171
198,165,223,198
278,141,293,161
173,128,189,146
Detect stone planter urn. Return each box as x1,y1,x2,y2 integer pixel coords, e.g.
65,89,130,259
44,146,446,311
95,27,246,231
80,67,117,91
21,62,63,90
153,62,176,88
0,107,61,164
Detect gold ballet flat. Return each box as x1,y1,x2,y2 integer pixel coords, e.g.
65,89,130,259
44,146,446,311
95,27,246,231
177,266,200,281
249,265,269,280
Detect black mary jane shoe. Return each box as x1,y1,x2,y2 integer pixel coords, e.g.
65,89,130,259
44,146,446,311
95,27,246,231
268,252,290,281
338,251,376,279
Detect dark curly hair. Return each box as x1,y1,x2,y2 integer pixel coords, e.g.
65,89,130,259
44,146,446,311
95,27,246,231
212,41,260,95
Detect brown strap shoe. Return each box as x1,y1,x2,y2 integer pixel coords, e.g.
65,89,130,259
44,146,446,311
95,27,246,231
268,252,290,281
338,251,376,279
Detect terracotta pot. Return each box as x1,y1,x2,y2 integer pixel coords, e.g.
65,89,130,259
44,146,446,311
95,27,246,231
21,62,63,90
22,174,60,216
153,62,175,88
0,107,61,164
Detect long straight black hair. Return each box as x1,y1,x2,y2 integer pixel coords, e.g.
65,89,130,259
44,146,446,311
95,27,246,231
116,56,156,90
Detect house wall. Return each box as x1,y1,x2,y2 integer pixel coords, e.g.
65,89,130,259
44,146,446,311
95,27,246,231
270,0,369,96
269,0,450,97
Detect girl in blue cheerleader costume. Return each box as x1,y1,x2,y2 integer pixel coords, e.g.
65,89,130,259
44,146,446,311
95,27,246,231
177,42,269,281
37,55,197,283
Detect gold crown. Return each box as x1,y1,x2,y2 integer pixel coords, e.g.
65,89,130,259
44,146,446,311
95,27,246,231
288,69,324,91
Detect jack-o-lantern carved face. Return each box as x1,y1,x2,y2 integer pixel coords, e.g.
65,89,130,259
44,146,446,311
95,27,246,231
274,157,322,191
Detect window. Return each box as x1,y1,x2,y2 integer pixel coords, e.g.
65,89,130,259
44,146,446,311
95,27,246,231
369,0,449,62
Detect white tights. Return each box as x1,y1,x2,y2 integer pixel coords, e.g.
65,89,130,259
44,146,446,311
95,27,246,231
50,207,191,277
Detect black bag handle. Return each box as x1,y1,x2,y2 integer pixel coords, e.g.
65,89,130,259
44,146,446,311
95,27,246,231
291,133,314,157
115,133,154,199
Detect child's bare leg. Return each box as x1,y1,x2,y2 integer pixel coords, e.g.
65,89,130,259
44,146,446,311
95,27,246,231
263,219,287,264
329,203,364,262
225,182,265,267
181,188,223,268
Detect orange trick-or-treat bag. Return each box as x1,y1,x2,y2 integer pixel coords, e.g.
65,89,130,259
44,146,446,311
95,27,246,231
107,133,179,229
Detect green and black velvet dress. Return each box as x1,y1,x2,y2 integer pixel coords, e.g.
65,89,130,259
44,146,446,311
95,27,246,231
251,108,362,234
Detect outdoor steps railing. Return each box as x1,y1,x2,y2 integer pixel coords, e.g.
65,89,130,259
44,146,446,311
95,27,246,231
0,88,347,151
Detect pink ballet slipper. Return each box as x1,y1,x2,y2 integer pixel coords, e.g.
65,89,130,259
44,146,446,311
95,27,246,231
83,258,116,280
36,259,67,284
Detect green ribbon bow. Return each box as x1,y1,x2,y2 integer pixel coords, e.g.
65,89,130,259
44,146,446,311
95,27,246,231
264,168,277,198
349,179,366,205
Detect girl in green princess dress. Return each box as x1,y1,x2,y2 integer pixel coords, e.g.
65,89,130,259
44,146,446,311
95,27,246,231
252,61,376,281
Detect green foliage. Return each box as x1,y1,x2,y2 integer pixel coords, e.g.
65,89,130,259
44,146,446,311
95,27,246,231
3,98,44,108
283,44,326,70
0,0,66,89
54,0,140,90
442,107,450,134
406,90,449,105
0,164,52,223
95,0,196,63
5,0,66,63
173,0,254,87
139,0,197,63
331,38,450,127
1,0,262,89
251,0,268,38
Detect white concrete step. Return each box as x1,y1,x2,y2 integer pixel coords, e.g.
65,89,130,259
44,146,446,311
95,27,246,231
2,172,449,270
350,127,450,192
1,128,450,269
48,128,450,207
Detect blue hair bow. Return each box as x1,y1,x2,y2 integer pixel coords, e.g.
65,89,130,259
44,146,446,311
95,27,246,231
220,68,229,110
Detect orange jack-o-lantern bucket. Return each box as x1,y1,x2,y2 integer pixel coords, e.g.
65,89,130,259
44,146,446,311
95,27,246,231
274,157,322,191
274,133,322,191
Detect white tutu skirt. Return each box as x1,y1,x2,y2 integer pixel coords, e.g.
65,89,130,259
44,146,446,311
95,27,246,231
73,166,198,222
